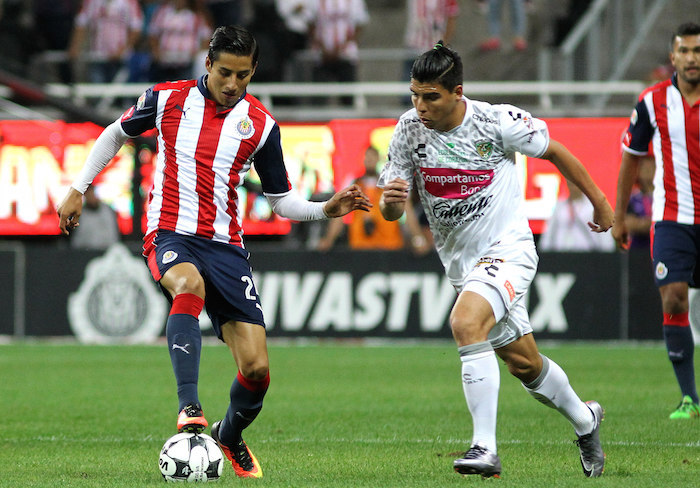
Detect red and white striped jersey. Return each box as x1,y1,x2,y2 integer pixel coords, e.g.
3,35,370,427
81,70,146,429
121,76,292,247
148,4,211,67
308,0,369,61
623,75,700,224
404,0,460,52
74,0,143,60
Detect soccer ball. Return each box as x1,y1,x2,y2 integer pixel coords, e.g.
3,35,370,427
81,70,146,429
158,432,223,482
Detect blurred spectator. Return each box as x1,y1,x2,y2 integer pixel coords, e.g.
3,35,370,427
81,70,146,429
317,146,404,251
646,61,674,85
538,178,615,252
68,0,144,83
204,0,244,28
308,0,369,106
246,0,288,82
551,0,593,46
148,0,211,82
479,0,528,52
625,156,654,252
275,0,313,80
31,0,80,82
70,186,120,250
276,0,312,53
0,0,38,70
127,0,162,82
403,0,460,79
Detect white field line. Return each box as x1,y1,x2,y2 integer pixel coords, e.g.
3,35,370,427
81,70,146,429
15,435,700,449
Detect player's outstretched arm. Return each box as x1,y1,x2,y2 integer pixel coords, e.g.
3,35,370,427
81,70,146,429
379,178,410,221
542,139,614,232
57,187,85,235
56,120,130,235
323,184,372,218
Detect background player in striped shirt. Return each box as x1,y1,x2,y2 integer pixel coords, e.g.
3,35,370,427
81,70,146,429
57,25,371,478
613,22,700,420
68,0,144,84
378,42,613,479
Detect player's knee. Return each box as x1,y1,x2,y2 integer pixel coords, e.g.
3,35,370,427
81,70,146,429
163,265,206,297
239,361,269,381
450,314,489,344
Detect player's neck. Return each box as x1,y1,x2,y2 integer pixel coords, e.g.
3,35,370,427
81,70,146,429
678,79,700,106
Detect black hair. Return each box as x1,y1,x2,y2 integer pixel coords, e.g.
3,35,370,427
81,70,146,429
409,41,463,91
671,22,700,50
208,25,259,65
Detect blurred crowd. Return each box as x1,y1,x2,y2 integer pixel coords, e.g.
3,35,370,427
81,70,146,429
0,0,372,86
0,0,608,88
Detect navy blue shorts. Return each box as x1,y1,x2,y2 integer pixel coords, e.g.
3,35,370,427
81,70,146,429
143,230,265,339
651,221,700,287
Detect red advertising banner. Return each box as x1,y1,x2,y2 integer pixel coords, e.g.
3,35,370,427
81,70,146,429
0,117,629,236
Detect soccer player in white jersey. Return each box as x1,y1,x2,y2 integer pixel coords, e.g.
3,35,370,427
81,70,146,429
57,25,371,479
613,22,700,420
378,42,614,478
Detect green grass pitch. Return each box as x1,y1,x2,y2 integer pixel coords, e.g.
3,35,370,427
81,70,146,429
1,341,698,487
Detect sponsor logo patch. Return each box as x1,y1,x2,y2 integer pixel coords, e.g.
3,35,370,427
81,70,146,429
630,108,638,126
504,280,515,301
420,167,494,199
136,92,147,111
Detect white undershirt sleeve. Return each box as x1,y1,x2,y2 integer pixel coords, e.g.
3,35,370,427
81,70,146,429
265,191,329,221
71,119,130,194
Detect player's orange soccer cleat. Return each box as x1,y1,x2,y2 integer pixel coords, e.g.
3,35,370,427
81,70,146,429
176,404,208,433
211,420,263,478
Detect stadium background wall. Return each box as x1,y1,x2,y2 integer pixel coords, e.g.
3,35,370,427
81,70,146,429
0,242,664,342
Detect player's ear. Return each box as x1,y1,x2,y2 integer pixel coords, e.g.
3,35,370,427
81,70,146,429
454,84,463,98
205,55,213,73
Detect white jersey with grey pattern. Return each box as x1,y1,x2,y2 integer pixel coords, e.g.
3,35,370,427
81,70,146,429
379,97,550,287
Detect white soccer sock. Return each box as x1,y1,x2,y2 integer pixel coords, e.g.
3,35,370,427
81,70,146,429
459,342,500,453
522,355,595,435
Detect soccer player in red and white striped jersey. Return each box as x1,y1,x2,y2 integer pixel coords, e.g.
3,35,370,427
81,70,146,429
614,22,700,420
57,25,371,477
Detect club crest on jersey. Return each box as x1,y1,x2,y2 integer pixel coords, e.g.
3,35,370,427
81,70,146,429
237,117,255,139
630,108,638,126
162,250,178,264
475,139,493,159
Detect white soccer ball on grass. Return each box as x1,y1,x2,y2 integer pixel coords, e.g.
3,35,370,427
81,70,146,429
158,432,223,482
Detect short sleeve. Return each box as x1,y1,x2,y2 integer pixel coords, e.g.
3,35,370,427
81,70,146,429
499,105,549,158
378,119,416,188
622,100,653,155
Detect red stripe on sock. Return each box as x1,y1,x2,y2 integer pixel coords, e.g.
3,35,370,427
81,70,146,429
170,293,205,317
237,371,270,391
663,312,689,327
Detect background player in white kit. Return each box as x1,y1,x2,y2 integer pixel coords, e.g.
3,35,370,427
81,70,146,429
378,42,614,478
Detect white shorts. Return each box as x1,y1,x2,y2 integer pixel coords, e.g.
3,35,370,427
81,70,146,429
458,239,538,349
